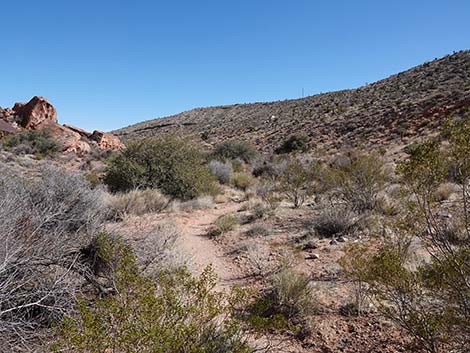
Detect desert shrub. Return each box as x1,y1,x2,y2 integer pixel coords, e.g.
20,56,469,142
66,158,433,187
0,166,111,349
215,214,239,233
106,189,169,219
175,196,215,212
252,158,288,180
343,122,470,353
433,182,459,201
232,172,254,190
55,263,251,353
246,224,270,237
277,159,316,208
103,135,218,200
208,160,233,184
311,204,356,238
2,129,59,157
275,134,309,154
211,140,258,163
325,151,387,213
247,268,315,335
255,181,281,210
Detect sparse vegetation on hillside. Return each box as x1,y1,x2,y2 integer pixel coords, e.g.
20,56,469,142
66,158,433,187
2,129,59,157
342,120,470,353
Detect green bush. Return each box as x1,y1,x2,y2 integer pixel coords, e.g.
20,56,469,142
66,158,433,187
324,151,387,213
55,255,251,353
103,135,218,200
232,172,254,190
211,140,258,163
277,159,316,208
2,129,59,157
275,134,309,154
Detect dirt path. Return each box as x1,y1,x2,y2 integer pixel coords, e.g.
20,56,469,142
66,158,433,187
174,202,242,289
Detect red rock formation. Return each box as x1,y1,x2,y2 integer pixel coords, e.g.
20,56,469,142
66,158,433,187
13,96,57,129
63,124,92,138
90,130,125,150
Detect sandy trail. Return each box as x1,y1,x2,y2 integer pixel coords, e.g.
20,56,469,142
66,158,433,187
174,202,242,289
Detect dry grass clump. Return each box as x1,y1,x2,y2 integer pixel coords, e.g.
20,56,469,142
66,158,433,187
106,189,169,219
174,196,215,212
246,224,270,237
311,204,356,238
208,214,240,237
434,182,459,201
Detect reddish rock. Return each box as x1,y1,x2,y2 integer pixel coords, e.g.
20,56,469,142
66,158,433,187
14,96,57,129
63,124,92,138
90,130,124,150
47,124,90,155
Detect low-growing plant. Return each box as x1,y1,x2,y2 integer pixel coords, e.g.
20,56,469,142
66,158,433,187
246,224,270,237
106,189,169,219
311,204,356,238
208,159,233,184
232,172,255,191
215,214,239,234
246,268,315,336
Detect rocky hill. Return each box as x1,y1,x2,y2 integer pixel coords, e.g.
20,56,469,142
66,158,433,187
115,50,470,154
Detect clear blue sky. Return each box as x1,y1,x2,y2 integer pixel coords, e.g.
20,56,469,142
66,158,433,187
0,0,469,131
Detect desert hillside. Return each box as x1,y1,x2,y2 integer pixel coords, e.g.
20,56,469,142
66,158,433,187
116,51,470,153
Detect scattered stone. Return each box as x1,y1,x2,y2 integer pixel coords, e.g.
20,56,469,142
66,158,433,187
330,239,339,245
338,236,348,243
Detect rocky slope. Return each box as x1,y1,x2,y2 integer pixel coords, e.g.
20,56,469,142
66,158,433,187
115,50,470,154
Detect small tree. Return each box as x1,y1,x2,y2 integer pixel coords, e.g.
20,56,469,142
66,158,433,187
325,151,387,213
104,135,218,200
277,159,316,208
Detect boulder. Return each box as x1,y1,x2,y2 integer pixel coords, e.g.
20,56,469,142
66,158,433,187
47,124,92,155
13,96,57,129
90,130,124,150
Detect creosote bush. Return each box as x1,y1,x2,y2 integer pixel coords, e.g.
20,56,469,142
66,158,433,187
277,158,316,208
2,129,59,157
342,119,470,352
211,140,258,163
275,133,309,154
103,135,218,200
55,256,251,353
324,151,387,213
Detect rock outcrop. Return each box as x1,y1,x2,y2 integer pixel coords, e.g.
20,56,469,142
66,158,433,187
13,96,57,129
90,130,125,150
1,96,124,156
